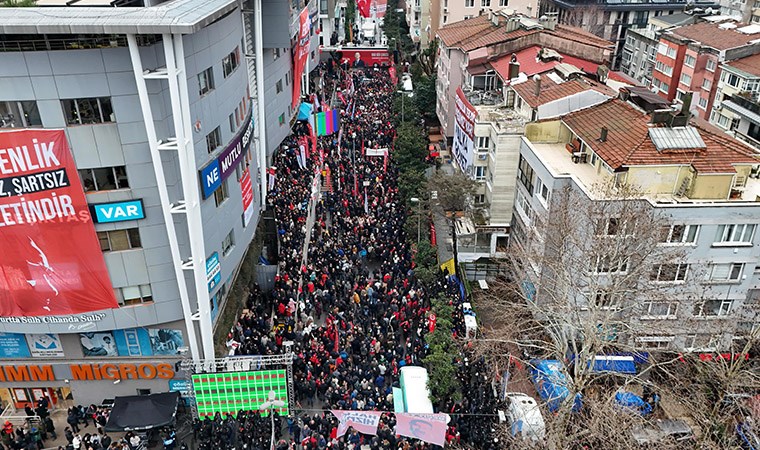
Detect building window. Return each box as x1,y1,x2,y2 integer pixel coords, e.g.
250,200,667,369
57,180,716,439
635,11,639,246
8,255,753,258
657,42,668,55
683,334,716,351
650,263,689,282
706,59,716,72
198,67,215,96
655,61,673,76
517,155,535,193
62,97,113,125
694,299,733,317
115,284,153,306
273,48,280,60
591,255,629,274
660,82,669,94
0,101,42,128
98,228,141,252
666,46,676,58
701,78,712,90
642,301,678,319
476,136,490,149
222,230,235,256
285,72,290,86
474,165,486,181
684,54,696,67
481,0,490,5
660,224,699,244
637,336,672,349
725,72,741,88
596,217,634,236
79,166,129,192
474,194,486,204
465,0,474,6
534,178,550,205
206,127,222,153
594,291,619,309
278,113,286,126
679,73,692,86
698,97,708,109
214,180,229,207
514,190,535,225
229,113,235,133
715,224,755,245
276,79,283,93
499,0,508,4
222,47,240,78
708,263,744,282
443,15,448,23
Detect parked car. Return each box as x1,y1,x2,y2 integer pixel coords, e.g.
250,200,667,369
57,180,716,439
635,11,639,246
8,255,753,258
506,392,546,441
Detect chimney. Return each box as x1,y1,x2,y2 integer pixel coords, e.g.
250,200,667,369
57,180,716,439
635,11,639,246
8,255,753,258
533,74,541,97
538,12,557,30
508,53,520,79
680,91,693,117
506,16,521,33
599,126,608,142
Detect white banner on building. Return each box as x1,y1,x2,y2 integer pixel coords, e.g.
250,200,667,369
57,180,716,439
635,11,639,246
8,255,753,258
452,87,477,174
26,333,64,357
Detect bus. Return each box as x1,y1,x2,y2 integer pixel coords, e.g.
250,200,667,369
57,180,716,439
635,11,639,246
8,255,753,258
399,366,434,414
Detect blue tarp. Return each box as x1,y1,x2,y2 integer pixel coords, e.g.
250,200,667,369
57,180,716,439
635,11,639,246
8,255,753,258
529,360,582,413
590,356,637,374
615,391,652,416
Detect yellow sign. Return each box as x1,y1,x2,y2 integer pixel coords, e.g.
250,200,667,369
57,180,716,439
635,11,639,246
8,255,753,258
440,258,456,275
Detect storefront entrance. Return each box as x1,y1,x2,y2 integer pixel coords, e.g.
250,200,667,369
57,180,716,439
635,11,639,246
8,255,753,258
0,387,70,411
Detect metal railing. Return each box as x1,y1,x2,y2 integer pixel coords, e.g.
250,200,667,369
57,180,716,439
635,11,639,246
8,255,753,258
0,34,161,53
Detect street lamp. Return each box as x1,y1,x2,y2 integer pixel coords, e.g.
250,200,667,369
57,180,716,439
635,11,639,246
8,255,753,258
410,197,421,245
259,390,286,450
396,90,413,123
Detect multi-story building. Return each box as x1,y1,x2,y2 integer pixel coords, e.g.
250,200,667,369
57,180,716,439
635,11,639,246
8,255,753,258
436,0,536,31
514,95,760,352
436,11,613,140
711,53,760,149
539,0,719,70
620,12,696,86
652,19,760,120
0,0,319,408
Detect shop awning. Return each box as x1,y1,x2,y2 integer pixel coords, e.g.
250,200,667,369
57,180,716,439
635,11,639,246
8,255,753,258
104,391,180,432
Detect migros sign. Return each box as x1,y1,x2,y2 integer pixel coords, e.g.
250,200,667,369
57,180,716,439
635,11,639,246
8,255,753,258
0,363,174,382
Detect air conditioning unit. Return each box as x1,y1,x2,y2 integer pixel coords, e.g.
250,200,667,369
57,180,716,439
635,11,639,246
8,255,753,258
443,7,449,12
478,153,488,160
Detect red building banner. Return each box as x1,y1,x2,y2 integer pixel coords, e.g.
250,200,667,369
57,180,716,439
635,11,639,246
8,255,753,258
292,7,311,110
0,129,118,316
240,167,254,227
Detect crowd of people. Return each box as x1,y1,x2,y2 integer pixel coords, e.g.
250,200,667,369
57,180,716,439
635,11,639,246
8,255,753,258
202,61,500,449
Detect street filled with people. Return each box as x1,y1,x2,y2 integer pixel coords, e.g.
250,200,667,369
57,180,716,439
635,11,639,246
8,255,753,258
200,62,501,449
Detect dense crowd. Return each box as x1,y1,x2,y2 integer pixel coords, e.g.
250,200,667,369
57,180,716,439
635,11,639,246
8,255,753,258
203,62,500,449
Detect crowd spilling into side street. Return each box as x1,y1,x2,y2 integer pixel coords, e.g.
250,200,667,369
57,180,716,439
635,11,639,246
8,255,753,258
194,61,503,450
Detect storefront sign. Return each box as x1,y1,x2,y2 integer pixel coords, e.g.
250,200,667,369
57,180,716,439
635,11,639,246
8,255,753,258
476,226,509,234
0,312,106,325
199,110,254,199
0,362,175,382
206,252,221,292
0,332,31,358
26,334,64,357
90,200,145,223
0,129,118,316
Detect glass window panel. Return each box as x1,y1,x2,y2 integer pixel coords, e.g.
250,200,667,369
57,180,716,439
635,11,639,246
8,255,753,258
109,230,130,251
79,169,96,191
97,232,110,251
114,166,129,189
122,286,140,299
99,97,113,122
127,228,141,248
93,167,116,190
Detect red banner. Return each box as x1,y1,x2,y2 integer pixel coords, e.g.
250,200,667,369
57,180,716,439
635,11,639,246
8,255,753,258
395,413,449,447
240,167,254,227
0,129,118,316
292,7,311,110
357,0,371,18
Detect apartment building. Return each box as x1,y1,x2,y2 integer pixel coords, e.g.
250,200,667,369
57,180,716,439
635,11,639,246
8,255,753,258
514,96,760,352
652,19,760,120
539,0,719,70
437,0,536,31
620,12,697,86
711,53,760,149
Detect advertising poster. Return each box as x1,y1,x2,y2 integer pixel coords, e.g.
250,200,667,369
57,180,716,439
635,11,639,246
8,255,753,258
240,167,254,227
0,129,118,316
26,333,64,357
452,87,478,175
149,328,185,355
0,332,31,358
206,252,221,292
80,332,117,357
292,7,311,109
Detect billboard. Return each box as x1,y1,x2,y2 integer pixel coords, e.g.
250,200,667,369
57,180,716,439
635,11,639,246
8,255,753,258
0,129,118,317
26,333,64,357
90,199,145,223
292,7,311,110
199,110,254,199
0,332,31,358
452,87,477,175
240,167,254,227
192,370,289,418
339,48,391,67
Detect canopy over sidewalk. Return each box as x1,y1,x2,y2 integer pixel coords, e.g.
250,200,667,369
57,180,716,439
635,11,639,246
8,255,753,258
104,391,180,432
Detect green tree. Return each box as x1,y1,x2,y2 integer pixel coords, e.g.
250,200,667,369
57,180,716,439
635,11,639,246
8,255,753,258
423,296,462,405
413,75,438,122
394,122,427,172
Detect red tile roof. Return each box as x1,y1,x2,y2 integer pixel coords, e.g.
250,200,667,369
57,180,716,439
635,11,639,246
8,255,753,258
490,45,606,80
726,52,760,77
437,14,612,53
562,100,758,173
513,77,609,108
667,22,760,51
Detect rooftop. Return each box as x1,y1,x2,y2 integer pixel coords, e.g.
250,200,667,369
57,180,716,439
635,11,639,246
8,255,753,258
562,99,759,173
512,76,611,109
437,11,612,53
666,20,760,51
724,52,760,77
0,0,235,34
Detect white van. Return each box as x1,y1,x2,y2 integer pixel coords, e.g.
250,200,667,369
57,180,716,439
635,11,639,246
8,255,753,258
507,393,546,441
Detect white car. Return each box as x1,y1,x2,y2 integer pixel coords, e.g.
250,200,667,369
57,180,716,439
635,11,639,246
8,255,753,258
506,392,546,441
